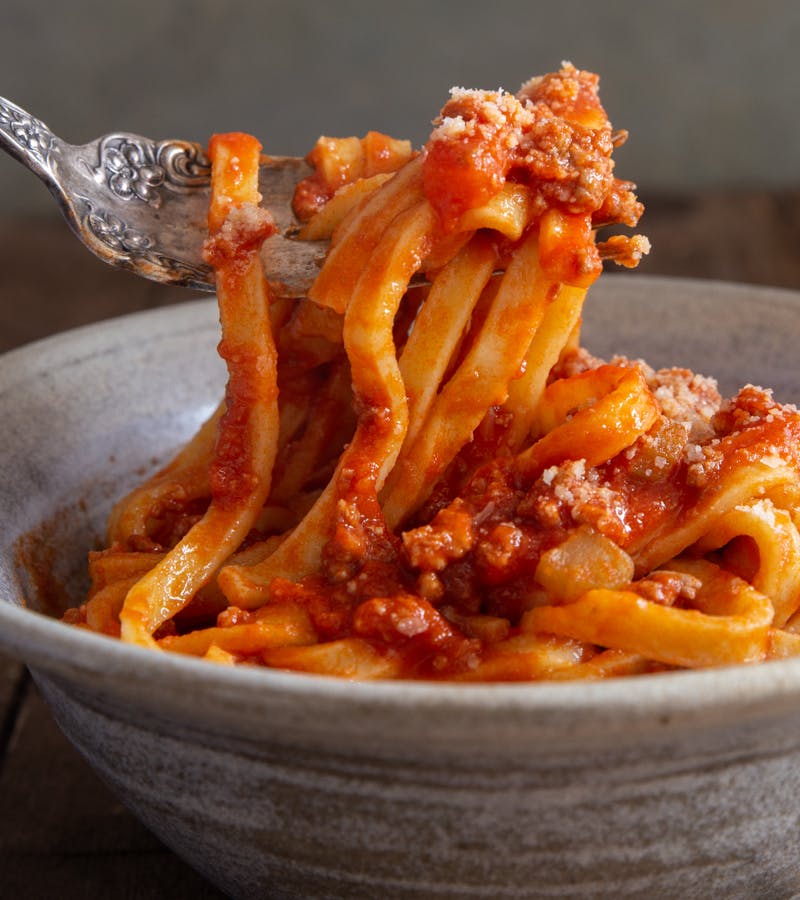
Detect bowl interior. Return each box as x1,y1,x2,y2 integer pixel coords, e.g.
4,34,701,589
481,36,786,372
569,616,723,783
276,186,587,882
2,275,800,740
0,297,224,615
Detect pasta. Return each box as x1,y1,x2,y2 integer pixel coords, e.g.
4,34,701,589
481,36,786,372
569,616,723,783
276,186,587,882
64,63,800,680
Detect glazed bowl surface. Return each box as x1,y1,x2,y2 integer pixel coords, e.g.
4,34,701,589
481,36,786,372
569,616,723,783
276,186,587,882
2,276,800,899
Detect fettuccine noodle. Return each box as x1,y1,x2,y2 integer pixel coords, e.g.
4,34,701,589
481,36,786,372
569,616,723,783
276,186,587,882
64,64,800,681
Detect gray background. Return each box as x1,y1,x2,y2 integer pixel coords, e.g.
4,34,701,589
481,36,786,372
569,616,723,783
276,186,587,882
1,0,799,217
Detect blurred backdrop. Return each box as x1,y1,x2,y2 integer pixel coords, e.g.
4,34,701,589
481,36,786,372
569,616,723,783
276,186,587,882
0,0,799,344
2,0,799,206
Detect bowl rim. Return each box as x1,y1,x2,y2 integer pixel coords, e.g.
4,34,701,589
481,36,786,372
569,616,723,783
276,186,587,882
5,274,800,729
8,596,800,729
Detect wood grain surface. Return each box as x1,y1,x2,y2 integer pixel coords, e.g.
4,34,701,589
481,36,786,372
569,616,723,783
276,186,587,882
1,192,799,896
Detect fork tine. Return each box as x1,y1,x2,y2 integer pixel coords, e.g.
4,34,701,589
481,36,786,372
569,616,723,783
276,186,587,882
260,234,327,298
257,156,313,232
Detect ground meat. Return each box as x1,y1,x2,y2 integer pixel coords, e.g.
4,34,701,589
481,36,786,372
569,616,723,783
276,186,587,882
423,63,640,231
645,366,722,442
518,459,629,544
402,500,475,572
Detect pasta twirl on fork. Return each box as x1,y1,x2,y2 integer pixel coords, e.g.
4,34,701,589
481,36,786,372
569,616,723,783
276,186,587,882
65,64,800,680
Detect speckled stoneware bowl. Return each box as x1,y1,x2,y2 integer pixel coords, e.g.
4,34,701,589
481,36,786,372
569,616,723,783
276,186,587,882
3,276,800,899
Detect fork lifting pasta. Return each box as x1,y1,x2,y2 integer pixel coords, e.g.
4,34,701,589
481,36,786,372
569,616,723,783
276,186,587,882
65,64,800,680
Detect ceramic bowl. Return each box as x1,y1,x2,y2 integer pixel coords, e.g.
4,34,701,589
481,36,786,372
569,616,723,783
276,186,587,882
2,276,800,899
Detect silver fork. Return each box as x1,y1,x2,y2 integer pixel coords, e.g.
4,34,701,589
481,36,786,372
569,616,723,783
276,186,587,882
0,96,327,297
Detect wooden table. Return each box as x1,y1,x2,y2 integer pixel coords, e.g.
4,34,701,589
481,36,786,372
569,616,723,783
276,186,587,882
2,192,800,895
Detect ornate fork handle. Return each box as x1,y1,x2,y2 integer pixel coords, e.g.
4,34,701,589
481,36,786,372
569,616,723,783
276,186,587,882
0,97,61,179
0,97,324,294
0,96,219,289
87,134,211,208
0,97,212,207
